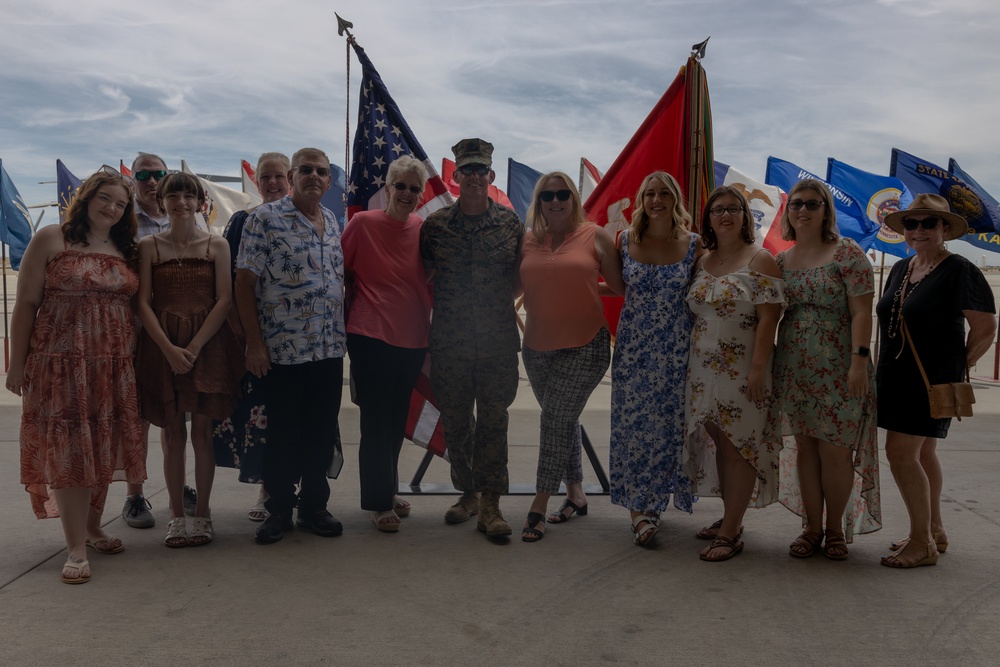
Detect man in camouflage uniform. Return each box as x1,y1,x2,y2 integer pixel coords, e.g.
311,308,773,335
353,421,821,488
420,138,523,538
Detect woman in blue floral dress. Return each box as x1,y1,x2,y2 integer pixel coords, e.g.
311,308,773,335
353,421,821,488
610,171,706,547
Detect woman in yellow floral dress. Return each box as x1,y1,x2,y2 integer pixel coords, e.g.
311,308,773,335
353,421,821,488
683,186,784,561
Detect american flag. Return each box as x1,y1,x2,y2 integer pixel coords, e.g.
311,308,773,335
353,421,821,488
346,41,452,219
346,41,450,459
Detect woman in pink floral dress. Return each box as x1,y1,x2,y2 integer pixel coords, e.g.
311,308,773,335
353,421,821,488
9,169,146,584
773,179,880,560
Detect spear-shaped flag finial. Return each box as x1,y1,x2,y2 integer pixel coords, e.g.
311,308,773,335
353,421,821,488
336,13,354,38
690,37,710,61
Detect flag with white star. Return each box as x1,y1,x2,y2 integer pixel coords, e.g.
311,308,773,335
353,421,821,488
346,42,452,221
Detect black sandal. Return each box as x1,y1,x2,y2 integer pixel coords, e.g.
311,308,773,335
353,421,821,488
547,499,588,524
522,512,546,542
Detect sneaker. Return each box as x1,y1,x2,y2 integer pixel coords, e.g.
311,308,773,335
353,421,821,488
255,512,293,544
122,495,155,529
444,492,480,525
183,486,197,517
296,509,344,537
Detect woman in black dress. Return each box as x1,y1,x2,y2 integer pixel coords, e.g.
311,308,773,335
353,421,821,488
876,193,995,568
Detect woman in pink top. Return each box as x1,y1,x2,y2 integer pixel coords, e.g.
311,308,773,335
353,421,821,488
343,155,433,533
518,172,624,542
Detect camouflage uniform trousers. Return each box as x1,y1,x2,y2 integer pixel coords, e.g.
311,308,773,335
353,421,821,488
430,351,519,495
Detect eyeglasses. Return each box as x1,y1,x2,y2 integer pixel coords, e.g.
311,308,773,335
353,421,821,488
709,205,744,216
296,165,331,177
392,182,423,195
456,164,490,177
901,216,942,231
788,199,825,211
539,190,572,203
98,165,135,188
133,169,167,182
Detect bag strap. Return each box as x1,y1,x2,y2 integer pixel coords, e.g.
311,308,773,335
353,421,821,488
901,316,971,389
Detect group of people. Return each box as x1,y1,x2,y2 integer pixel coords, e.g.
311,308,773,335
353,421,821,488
9,137,996,584
601,175,995,569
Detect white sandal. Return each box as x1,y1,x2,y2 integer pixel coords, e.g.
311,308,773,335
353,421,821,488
164,517,188,548
631,514,659,547
188,517,214,546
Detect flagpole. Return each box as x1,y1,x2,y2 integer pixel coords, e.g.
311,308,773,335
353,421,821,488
872,251,886,365
337,13,355,219
2,242,9,371
687,38,710,233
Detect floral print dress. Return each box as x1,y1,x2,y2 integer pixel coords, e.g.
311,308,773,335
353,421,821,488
773,237,881,539
610,233,698,514
683,265,785,507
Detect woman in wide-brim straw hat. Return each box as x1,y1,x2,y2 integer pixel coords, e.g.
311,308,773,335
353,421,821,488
876,193,996,568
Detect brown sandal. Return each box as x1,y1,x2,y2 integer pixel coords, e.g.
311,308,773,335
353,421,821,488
881,540,939,568
823,529,849,561
696,518,745,541
699,535,744,562
789,531,823,558
889,530,948,554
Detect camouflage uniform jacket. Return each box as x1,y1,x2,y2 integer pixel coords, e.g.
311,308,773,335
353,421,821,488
420,199,523,359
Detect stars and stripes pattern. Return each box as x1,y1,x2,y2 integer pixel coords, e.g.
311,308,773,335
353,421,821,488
346,41,452,220
345,41,450,458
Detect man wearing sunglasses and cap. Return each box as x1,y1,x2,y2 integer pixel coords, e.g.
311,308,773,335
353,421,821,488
420,138,524,539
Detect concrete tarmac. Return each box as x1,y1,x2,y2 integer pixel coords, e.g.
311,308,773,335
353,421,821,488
1,356,999,667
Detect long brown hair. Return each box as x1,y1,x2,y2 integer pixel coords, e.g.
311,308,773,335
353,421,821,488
61,171,138,259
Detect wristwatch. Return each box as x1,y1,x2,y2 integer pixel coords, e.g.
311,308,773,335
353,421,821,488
852,346,870,357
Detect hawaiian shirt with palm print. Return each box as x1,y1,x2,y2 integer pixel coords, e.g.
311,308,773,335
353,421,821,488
237,195,345,365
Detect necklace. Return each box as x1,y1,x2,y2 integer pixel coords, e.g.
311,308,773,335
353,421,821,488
715,245,743,264
167,232,197,265
886,249,946,339
90,231,111,245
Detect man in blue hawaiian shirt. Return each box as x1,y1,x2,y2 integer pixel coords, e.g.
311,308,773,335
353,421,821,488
236,147,347,544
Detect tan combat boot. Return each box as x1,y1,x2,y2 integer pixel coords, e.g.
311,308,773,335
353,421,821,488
476,493,512,537
444,492,479,524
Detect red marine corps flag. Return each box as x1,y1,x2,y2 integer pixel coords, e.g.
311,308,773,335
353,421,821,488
583,44,714,335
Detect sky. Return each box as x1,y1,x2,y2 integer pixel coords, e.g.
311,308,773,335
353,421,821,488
2,0,999,241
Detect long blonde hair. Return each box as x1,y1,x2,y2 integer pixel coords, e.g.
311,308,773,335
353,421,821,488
629,171,691,244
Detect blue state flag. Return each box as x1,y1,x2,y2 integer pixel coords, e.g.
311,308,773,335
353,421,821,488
506,158,543,224
56,159,82,223
764,156,878,250
947,158,1000,254
0,159,34,270
320,163,348,232
891,148,1000,253
827,158,913,258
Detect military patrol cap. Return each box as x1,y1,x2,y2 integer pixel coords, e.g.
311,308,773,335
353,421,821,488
452,138,494,169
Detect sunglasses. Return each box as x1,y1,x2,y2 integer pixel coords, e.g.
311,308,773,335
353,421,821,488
98,164,135,188
391,182,423,195
788,199,825,211
709,205,743,216
296,165,331,177
901,216,942,231
539,190,572,203
456,164,490,177
133,169,167,182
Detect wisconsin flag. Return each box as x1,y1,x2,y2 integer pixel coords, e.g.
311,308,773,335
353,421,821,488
764,157,878,251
